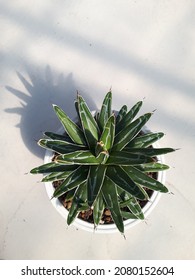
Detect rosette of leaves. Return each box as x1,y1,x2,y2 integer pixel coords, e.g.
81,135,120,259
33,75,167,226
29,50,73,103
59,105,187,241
30,91,175,234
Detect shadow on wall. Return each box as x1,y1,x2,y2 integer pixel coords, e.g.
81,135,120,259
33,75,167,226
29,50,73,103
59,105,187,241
5,65,97,158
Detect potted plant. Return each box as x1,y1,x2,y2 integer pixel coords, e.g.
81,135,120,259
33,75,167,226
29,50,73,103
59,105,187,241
30,91,175,235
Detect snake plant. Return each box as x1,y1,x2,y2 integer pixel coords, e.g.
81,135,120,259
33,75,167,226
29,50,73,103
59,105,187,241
30,91,175,234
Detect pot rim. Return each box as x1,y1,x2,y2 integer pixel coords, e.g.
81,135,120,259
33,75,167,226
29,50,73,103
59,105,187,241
43,125,166,233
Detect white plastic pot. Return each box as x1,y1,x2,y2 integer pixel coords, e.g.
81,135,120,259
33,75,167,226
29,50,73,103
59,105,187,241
43,126,166,234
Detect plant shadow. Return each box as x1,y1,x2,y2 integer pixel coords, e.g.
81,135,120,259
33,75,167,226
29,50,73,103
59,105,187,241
5,65,97,158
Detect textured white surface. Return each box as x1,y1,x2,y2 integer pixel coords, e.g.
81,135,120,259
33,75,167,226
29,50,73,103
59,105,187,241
0,0,195,259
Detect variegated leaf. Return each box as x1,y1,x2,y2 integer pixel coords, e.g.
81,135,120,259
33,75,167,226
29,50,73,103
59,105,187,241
121,211,138,220
96,150,109,164
53,104,86,145
38,139,86,154
127,132,164,148
116,105,127,124
112,113,152,151
98,91,112,131
93,192,105,227
106,166,146,200
122,166,169,193
42,171,73,182
87,165,107,206
55,151,100,165
101,176,124,234
44,131,73,142
30,162,76,174
106,151,153,165
53,166,89,198
116,100,143,134
67,182,88,225
77,95,99,150
123,147,176,157
137,162,170,172
99,114,115,151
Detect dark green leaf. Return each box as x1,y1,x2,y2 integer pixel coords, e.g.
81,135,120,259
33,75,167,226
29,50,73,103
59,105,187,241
106,166,146,200
30,162,76,174
116,105,127,124
112,113,152,151
55,151,100,165
93,192,105,227
44,131,73,142
122,166,169,193
116,100,143,134
53,166,89,198
137,162,170,172
99,114,115,151
123,147,176,157
42,171,73,182
87,165,107,206
67,182,88,225
53,105,86,145
77,95,99,150
98,91,112,131
101,176,124,234
106,151,153,165
38,139,87,154
127,132,164,148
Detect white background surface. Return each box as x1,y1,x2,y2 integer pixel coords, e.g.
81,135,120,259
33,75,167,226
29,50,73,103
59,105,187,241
0,0,195,259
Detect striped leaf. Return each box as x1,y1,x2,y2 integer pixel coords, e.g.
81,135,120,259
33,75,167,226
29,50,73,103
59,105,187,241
106,151,153,165
126,132,164,148
137,162,170,172
38,139,86,154
67,182,88,225
53,105,86,145
118,188,144,219
30,162,76,174
106,166,146,200
116,105,127,124
112,113,152,151
87,165,107,206
44,131,73,142
53,166,89,198
122,166,169,193
121,211,138,220
96,151,109,164
77,95,99,150
99,114,115,151
102,176,124,234
98,91,112,131
55,151,100,165
123,147,176,157
116,100,143,134
93,192,105,226
42,171,73,182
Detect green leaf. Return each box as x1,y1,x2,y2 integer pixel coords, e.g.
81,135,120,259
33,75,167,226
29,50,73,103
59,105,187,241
42,171,73,182
118,189,144,219
122,166,169,193
44,131,73,142
30,162,76,174
116,100,143,134
106,166,146,200
137,162,170,172
123,147,176,157
96,150,109,164
53,105,86,145
87,165,107,206
112,113,152,151
106,151,153,165
98,91,112,131
116,105,127,124
67,182,88,225
77,95,99,150
53,166,89,198
55,151,100,165
101,176,124,234
127,132,164,148
121,211,138,220
99,114,115,151
93,192,105,227
38,139,86,154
